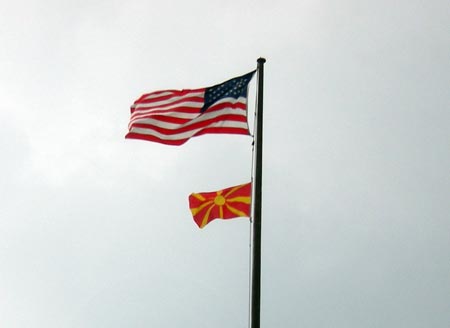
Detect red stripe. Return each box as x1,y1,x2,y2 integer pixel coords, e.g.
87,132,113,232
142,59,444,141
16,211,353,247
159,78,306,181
207,101,247,112
130,106,201,120
126,126,250,146
134,95,204,108
135,88,204,102
125,132,189,146
136,88,204,104
137,89,179,98
132,115,193,125
194,127,250,136
135,106,202,114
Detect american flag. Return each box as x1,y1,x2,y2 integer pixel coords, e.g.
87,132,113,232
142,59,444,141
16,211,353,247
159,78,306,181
125,71,255,146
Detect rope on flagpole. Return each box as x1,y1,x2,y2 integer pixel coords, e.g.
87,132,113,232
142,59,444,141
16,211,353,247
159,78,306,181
247,207,253,328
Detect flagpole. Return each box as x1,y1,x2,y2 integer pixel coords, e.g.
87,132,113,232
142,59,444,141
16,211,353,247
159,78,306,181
251,57,266,328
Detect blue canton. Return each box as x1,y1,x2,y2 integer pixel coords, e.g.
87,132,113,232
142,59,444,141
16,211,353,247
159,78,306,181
201,71,255,113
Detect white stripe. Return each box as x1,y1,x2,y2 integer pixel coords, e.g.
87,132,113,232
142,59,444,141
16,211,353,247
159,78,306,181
132,100,203,114
185,108,247,126
211,95,248,106
139,90,175,100
128,112,200,128
140,89,203,101
129,121,249,141
130,118,189,130
133,91,205,109
131,107,202,120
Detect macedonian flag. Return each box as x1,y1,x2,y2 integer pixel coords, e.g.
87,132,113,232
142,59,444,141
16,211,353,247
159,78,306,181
188,182,252,228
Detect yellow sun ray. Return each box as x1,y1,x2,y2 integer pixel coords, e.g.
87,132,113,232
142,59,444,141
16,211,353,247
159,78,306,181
225,203,249,218
201,204,216,228
191,193,206,201
190,200,214,216
227,196,251,204
224,184,246,198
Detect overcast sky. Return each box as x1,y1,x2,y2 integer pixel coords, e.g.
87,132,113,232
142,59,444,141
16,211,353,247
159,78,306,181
1,0,449,327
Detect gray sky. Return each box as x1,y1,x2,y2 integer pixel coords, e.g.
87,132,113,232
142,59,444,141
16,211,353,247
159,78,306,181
1,0,449,327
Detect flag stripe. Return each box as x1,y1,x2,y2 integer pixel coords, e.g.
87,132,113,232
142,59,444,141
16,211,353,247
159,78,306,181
131,89,204,109
127,121,250,145
131,106,202,118
130,97,247,122
129,102,248,127
131,119,248,135
132,95,205,112
136,89,204,102
130,111,249,133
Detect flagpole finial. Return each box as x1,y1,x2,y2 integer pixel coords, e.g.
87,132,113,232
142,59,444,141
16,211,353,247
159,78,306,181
257,57,266,64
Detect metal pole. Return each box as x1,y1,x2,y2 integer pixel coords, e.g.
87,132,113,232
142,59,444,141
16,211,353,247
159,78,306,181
251,57,266,328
